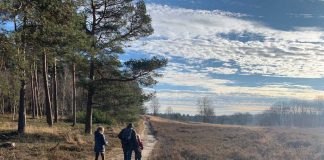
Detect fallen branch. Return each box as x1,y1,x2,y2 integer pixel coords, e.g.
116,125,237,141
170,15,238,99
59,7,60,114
49,142,60,151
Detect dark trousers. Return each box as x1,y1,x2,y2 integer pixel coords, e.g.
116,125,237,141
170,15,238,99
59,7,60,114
123,144,141,160
135,149,142,160
95,152,104,160
123,146,132,160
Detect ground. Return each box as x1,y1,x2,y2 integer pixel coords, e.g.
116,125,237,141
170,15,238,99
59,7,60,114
0,115,152,160
148,116,324,160
2,115,324,160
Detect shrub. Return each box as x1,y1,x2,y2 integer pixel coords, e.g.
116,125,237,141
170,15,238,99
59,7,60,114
68,109,139,125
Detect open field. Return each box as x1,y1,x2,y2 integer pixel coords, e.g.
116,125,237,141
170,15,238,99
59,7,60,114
148,116,324,160
0,115,144,160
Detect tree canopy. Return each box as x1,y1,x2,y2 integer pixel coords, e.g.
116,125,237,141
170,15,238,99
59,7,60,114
0,0,166,134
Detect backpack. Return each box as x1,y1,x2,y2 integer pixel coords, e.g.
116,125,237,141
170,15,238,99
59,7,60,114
120,128,132,144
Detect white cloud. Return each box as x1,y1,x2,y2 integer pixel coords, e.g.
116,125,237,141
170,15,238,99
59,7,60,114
288,13,314,19
128,4,324,78
203,67,238,74
159,68,233,89
157,64,324,100
133,4,324,114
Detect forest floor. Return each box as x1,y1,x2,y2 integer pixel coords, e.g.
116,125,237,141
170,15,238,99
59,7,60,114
0,115,146,160
148,116,324,160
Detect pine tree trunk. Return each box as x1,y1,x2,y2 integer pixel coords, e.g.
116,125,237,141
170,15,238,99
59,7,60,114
53,58,58,123
0,94,3,115
85,58,94,134
72,63,76,126
17,12,27,134
30,72,36,118
1,96,4,115
14,101,17,120
34,63,39,118
12,104,15,120
85,1,97,134
61,68,67,117
43,51,53,127
18,79,26,134
9,97,13,120
40,102,44,118
36,64,41,118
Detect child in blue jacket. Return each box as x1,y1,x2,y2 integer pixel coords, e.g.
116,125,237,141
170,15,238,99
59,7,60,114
94,126,108,160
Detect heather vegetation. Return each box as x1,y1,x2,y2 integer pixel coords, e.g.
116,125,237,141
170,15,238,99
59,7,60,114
148,116,324,160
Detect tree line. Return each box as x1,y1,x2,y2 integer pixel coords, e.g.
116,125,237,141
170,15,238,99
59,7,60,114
0,0,167,134
155,97,324,128
258,98,324,127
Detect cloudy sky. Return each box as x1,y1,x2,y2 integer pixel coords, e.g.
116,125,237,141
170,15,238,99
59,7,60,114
3,0,324,115
121,0,324,115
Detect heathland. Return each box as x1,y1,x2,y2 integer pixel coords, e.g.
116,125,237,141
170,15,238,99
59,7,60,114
148,116,324,160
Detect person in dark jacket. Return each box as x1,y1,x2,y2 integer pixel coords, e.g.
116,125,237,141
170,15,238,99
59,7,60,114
118,123,139,160
94,126,108,160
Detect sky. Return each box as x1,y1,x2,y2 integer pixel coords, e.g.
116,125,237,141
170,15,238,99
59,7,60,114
3,1,324,115
121,0,324,115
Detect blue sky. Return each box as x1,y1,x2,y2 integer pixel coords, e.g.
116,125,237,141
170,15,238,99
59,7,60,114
123,0,324,115
3,0,324,115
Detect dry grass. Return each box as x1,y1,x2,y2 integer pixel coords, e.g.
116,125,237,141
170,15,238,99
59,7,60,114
0,115,144,160
148,116,324,160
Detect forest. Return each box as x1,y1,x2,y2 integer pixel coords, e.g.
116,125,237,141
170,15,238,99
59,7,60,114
0,0,167,134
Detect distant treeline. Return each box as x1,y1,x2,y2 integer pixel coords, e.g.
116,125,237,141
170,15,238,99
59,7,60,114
259,100,324,127
158,99,324,128
156,112,253,125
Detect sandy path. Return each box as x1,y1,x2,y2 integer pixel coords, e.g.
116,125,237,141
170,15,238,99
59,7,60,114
109,119,157,160
141,119,157,160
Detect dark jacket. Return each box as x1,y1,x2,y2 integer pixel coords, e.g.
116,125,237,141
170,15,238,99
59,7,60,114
94,131,108,153
118,128,138,150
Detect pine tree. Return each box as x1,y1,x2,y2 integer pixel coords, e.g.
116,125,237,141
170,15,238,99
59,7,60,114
82,0,167,134
0,0,34,134
1,0,88,130
30,0,88,126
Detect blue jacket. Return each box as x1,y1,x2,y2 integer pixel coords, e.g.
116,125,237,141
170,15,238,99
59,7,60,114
94,131,108,153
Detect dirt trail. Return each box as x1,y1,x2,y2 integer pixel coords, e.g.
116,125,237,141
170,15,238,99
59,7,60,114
109,118,157,160
141,119,157,160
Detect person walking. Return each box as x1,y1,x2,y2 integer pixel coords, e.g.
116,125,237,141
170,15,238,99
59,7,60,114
118,123,139,160
135,134,144,160
94,126,108,160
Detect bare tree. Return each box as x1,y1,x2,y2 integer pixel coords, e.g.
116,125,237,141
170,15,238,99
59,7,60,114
165,106,173,118
197,96,215,123
150,96,160,116
165,106,173,115
260,99,324,127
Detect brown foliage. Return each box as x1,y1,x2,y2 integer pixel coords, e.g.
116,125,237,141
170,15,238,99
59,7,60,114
149,117,324,160
0,115,145,160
